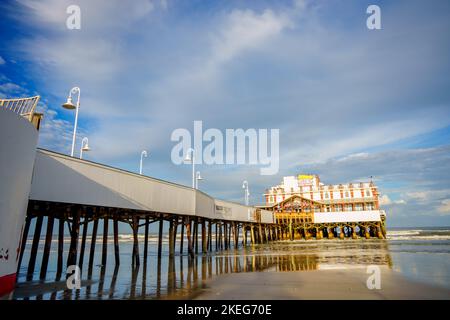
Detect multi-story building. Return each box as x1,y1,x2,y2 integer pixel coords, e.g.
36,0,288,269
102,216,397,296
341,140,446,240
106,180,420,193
260,174,387,240
264,174,380,212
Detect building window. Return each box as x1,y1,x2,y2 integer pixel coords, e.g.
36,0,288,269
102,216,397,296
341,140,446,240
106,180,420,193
355,203,363,211
345,191,349,198
324,193,329,199
335,205,343,212
345,204,352,211
366,203,374,210
366,190,371,197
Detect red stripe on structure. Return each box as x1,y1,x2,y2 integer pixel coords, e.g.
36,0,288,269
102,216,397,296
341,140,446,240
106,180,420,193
0,273,16,297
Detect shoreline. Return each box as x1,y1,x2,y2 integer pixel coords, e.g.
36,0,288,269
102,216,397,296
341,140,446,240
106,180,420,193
192,266,450,300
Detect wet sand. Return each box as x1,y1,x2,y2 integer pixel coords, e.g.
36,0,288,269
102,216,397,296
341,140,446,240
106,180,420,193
193,266,450,300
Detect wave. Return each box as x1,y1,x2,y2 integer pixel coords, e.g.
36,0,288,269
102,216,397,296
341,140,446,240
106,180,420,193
387,228,450,241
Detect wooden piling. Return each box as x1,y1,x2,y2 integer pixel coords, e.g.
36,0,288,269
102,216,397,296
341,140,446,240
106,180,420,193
143,216,149,264
132,216,140,266
208,221,212,251
40,216,54,279
114,216,120,265
224,223,228,249
27,215,43,280
101,215,109,267
157,218,163,259
173,219,178,253
228,223,232,248
168,218,174,258
250,225,255,245
215,223,218,251
56,216,65,280
180,221,185,254
202,219,207,253
234,223,239,248
17,215,31,274
88,218,98,275
185,217,194,258
259,224,264,244
67,206,81,268
78,216,89,271
194,219,199,254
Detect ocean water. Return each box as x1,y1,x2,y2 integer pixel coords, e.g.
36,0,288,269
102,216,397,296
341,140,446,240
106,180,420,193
11,227,450,299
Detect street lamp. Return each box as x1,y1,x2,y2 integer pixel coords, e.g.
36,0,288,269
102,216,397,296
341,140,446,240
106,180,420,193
62,87,81,157
184,148,195,189
79,137,90,159
140,150,148,175
242,180,250,206
195,171,203,190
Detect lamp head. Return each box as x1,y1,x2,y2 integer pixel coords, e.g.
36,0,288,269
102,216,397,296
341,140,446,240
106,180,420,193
62,96,76,110
196,172,203,180
184,153,192,162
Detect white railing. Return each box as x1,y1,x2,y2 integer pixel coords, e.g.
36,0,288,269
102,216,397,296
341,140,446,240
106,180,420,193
0,96,40,121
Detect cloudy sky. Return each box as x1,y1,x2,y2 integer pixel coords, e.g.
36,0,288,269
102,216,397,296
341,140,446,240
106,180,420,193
1,0,449,227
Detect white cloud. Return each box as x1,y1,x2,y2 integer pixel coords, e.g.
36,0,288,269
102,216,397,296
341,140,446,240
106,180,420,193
2,0,450,227
212,9,292,66
0,82,27,97
379,194,392,205
0,56,5,64
437,199,450,214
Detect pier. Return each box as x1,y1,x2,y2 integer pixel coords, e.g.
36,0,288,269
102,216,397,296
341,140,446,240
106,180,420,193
17,149,276,282
1,96,387,298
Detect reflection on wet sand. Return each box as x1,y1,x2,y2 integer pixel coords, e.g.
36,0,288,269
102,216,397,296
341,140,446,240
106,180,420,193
13,240,393,300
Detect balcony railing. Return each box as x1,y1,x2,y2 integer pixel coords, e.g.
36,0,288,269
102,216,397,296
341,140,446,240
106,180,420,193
0,96,40,121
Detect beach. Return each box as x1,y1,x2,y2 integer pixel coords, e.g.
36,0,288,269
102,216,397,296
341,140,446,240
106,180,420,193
9,227,450,300
193,266,450,300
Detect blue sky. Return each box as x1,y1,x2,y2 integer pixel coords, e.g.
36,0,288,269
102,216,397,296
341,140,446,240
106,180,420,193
1,0,449,227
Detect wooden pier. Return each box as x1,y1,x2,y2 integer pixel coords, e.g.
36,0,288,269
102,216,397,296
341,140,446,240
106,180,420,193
260,195,387,241
17,200,278,281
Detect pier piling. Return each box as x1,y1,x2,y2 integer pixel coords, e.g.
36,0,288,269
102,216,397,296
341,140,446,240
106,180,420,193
27,215,43,281
101,214,109,267
40,216,54,279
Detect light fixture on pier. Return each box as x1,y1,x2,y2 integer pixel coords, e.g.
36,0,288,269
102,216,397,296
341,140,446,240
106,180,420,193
184,148,195,189
61,87,81,157
80,137,90,159
140,150,148,175
62,96,76,110
242,180,250,206
195,171,203,190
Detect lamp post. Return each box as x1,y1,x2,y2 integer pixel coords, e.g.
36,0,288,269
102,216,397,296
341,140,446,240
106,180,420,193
140,150,148,175
242,180,250,206
79,137,90,159
184,148,195,189
195,171,203,190
62,87,81,157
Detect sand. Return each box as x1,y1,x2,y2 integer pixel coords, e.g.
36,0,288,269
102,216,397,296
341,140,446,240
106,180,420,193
193,266,450,300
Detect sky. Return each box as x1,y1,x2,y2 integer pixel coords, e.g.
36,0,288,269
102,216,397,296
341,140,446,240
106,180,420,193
1,0,449,227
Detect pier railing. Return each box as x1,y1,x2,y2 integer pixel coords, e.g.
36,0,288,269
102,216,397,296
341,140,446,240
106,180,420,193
0,96,40,122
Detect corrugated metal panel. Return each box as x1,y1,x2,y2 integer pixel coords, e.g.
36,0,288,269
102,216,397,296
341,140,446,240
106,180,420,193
30,149,275,224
